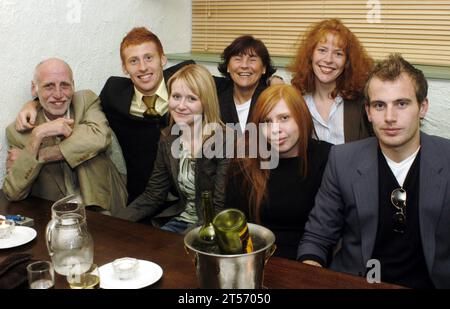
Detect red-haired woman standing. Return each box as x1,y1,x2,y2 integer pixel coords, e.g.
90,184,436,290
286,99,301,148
226,85,331,260
290,19,374,144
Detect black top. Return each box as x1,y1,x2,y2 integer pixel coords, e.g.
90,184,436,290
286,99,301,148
99,61,194,204
226,139,332,259
214,77,267,131
372,148,434,288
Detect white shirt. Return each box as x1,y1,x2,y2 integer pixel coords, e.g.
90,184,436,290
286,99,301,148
304,94,345,145
235,99,251,133
383,147,421,187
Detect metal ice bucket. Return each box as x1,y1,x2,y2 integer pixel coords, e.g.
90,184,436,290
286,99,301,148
184,223,276,289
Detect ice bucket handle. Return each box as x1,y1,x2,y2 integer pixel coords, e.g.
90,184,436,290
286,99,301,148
184,245,198,267
264,244,276,265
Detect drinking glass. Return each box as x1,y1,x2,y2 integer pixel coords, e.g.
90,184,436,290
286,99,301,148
27,261,55,289
67,262,100,289
0,219,15,239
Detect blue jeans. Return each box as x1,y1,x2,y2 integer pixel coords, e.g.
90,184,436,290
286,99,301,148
160,219,190,234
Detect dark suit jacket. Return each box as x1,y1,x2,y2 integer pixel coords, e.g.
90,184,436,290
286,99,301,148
343,97,372,143
116,129,229,227
298,132,450,288
99,60,194,204
214,77,267,131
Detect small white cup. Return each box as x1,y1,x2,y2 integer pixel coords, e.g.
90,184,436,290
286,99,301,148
112,257,139,280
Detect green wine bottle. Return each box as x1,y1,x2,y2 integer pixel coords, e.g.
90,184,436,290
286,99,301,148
212,208,254,254
198,191,216,243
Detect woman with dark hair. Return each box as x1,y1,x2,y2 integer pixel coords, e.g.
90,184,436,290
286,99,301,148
290,19,374,144
216,35,278,133
225,85,331,260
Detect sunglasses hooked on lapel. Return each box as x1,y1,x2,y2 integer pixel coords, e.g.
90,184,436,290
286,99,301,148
391,187,407,234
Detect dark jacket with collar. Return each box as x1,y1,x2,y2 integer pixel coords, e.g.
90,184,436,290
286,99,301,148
99,60,194,204
214,77,267,131
116,128,229,227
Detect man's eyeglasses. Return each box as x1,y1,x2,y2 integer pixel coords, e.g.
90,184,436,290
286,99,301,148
391,188,407,233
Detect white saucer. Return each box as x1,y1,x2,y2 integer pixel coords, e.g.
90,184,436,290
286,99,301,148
0,226,37,249
99,259,163,289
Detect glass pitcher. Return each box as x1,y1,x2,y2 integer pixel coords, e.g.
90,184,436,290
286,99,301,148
46,195,94,275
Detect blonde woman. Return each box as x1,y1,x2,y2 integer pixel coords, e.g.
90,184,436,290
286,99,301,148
117,64,229,233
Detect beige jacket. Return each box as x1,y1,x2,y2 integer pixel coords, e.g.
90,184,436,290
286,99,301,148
3,90,127,212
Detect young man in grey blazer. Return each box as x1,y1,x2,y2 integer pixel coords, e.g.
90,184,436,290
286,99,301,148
298,54,450,288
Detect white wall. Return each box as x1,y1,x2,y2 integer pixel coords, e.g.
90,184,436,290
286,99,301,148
425,80,450,136
0,0,192,185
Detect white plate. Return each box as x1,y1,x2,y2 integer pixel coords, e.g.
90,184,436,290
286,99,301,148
99,259,163,289
0,226,37,249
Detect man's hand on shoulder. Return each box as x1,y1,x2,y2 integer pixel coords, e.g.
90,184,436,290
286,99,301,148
16,100,39,132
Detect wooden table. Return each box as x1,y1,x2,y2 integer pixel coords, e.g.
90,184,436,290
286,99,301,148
0,192,402,289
